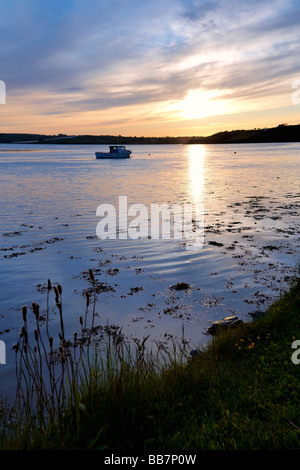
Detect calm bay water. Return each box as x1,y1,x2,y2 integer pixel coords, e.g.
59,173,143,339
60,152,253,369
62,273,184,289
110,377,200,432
0,142,299,397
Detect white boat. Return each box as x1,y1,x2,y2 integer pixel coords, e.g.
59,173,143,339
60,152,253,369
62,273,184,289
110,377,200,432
95,145,132,159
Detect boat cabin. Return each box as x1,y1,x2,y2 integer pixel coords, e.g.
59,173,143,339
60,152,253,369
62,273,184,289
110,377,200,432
110,145,127,153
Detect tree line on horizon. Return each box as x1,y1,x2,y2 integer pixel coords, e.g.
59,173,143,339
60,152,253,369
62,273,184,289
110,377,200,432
0,123,299,145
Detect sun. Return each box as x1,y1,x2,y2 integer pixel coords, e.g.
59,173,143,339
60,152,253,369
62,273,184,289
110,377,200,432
179,89,227,120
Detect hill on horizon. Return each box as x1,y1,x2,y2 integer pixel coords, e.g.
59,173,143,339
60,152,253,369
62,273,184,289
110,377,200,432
0,124,299,145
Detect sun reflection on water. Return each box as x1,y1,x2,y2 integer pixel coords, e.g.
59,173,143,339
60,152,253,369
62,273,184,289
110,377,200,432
188,145,206,204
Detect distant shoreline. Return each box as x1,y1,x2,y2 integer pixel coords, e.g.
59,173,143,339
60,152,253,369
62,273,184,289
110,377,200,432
0,148,52,152
0,123,299,145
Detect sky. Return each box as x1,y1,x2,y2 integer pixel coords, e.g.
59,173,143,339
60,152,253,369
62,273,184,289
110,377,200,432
0,0,300,137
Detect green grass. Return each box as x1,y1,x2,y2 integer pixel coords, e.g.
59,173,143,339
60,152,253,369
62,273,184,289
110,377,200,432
1,274,300,450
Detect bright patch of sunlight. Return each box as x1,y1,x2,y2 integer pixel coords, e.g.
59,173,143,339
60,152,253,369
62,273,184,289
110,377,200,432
180,89,227,120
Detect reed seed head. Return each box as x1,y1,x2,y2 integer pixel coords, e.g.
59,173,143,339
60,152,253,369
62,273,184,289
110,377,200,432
53,286,59,304
59,346,65,364
32,302,40,320
22,305,27,322
21,326,28,344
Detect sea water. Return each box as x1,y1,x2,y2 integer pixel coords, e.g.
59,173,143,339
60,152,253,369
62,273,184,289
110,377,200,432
0,142,299,397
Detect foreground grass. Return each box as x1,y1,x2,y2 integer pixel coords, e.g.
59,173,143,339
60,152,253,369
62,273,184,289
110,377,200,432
1,277,300,450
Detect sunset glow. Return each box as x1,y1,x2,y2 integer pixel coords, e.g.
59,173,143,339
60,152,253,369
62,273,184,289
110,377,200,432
177,90,228,120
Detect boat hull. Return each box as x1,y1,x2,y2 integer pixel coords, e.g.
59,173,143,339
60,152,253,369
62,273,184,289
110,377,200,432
95,152,131,159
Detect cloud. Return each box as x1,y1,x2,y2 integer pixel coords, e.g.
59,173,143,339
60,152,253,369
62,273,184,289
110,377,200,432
0,0,299,133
